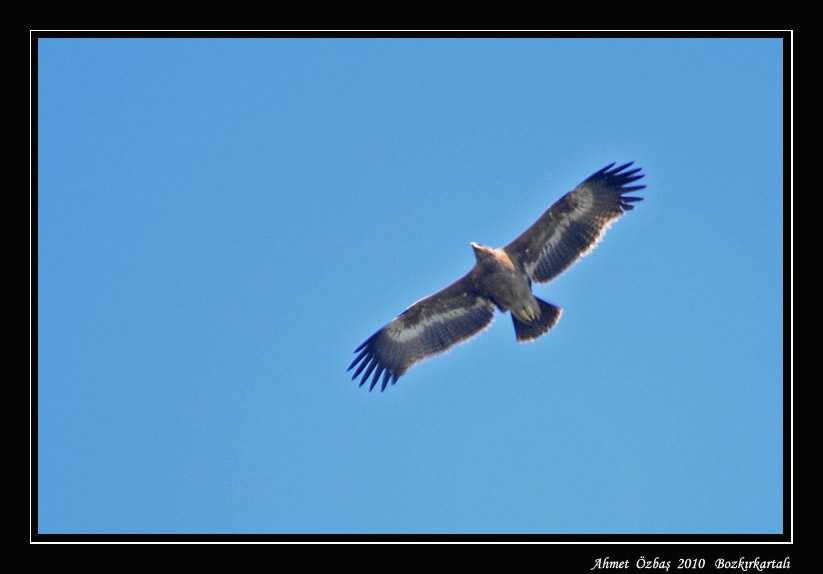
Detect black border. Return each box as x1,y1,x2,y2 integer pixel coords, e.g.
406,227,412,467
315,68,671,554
30,30,792,550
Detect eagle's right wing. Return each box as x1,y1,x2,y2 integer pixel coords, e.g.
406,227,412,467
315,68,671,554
348,275,496,391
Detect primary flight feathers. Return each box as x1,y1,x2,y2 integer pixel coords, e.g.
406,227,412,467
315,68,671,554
348,162,645,391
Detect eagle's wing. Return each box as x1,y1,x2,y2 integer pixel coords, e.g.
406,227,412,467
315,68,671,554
503,162,645,284
348,274,496,391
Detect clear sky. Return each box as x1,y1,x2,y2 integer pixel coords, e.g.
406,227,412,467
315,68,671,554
36,36,785,536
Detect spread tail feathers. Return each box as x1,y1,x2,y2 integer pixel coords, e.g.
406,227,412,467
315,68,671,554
512,298,562,342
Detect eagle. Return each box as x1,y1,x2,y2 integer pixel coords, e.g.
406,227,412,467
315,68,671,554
348,162,645,391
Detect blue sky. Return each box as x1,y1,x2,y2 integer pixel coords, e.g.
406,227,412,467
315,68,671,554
36,36,785,536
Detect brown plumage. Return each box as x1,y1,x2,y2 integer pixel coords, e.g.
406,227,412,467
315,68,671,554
349,162,645,391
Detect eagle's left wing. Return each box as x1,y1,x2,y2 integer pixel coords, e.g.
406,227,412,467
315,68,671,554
503,162,645,284
348,274,496,391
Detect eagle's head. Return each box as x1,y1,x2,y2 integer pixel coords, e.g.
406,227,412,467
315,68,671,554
470,242,495,260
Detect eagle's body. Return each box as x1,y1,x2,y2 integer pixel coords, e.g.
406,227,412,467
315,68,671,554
349,162,645,391
467,242,560,341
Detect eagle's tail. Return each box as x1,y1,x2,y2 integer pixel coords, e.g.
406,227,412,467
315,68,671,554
512,298,562,342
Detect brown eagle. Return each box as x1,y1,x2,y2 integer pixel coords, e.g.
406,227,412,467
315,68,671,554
349,162,645,391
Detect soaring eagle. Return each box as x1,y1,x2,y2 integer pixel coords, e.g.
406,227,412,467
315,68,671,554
348,162,645,391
